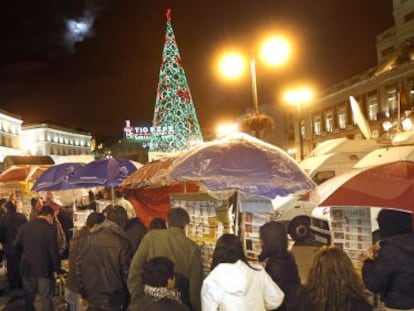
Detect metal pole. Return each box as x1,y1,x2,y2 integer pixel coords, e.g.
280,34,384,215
250,58,259,112
297,101,303,161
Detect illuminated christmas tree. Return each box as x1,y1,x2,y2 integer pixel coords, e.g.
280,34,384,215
150,9,203,153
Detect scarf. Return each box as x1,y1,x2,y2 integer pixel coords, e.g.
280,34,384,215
143,285,181,303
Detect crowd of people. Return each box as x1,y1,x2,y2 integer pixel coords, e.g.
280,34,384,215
0,192,413,311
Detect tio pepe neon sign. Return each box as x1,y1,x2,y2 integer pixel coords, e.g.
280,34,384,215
123,120,174,142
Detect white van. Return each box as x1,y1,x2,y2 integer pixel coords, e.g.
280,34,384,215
300,137,379,184
271,138,378,242
310,132,414,244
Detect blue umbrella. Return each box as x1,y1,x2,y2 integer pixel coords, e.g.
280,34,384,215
63,158,139,190
168,133,315,198
31,162,84,191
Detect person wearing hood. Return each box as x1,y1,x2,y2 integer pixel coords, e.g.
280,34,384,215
201,233,284,311
75,212,132,311
258,221,300,311
361,209,414,311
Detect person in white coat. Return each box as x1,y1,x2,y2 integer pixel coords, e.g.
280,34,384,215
201,234,284,311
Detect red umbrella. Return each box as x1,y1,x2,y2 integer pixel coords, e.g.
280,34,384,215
311,160,414,213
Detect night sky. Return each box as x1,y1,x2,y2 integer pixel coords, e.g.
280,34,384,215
0,0,393,141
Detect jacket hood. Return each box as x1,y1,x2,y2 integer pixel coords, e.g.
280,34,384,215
382,233,414,255
258,221,288,261
207,260,261,296
91,220,129,241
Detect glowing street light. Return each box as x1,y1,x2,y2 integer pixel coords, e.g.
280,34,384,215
218,36,291,112
284,87,314,160
284,88,314,113
218,53,246,80
216,123,239,137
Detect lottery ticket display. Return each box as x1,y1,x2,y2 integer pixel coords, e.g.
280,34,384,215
239,194,274,260
170,192,233,275
330,207,372,266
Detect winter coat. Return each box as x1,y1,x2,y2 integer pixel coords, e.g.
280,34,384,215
201,260,284,311
128,227,203,311
76,220,132,308
66,228,87,293
362,233,414,309
14,218,62,278
287,286,373,311
259,222,301,311
129,295,189,311
124,218,147,254
0,211,27,255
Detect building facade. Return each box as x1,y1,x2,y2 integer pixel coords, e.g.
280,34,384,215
288,0,414,161
0,107,92,163
0,109,24,162
20,123,91,157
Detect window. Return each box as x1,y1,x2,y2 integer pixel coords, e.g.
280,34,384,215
338,108,347,129
314,118,321,136
325,113,334,133
385,87,398,117
367,96,379,121
300,120,306,139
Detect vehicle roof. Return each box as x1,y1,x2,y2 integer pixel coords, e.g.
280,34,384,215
310,138,378,156
354,145,414,169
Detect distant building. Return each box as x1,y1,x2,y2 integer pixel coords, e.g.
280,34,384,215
0,109,23,162
287,0,414,160
21,123,92,158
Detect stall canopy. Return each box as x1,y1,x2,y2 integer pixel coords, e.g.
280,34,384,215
124,182,199,228
0,165,50,183
166,133,315,198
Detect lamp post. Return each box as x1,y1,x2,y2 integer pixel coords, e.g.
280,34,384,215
218,36,291,113
284,88,314,161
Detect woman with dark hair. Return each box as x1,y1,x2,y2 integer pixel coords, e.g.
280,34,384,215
201,234,284,311
0,200,27,289
288,246,372,311
259,221,301,311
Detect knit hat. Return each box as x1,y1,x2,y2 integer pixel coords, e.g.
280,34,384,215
377,209,412,239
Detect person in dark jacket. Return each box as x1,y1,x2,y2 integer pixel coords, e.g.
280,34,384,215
288,246,372,311
104,205,147,254
128,257,189,311
76,212,132,311
56,206,74,259
65,225,90,311
361,209,414,310
259,221,300,311
124,217,147,255
14,205,62,311
0,200,27,289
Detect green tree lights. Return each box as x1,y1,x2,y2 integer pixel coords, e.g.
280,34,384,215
150,9,203,153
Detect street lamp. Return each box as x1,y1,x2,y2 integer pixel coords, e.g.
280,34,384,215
218,36,291,112
216,123,239,137
284,87,314,161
